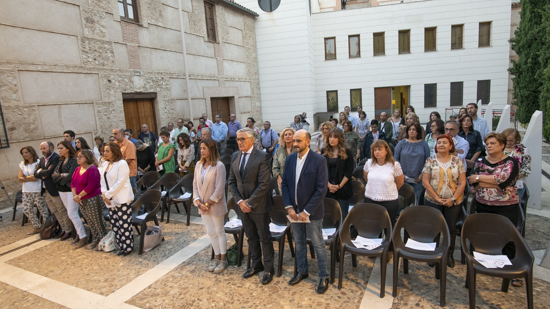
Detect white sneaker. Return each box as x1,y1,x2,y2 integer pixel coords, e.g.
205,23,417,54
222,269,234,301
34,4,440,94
214,259,228,274
208,259,219,272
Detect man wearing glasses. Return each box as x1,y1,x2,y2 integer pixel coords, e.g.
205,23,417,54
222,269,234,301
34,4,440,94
228,128,274,285
443,120,469,166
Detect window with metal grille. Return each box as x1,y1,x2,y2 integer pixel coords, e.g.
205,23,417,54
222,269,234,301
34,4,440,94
399,30,410,54
424,84,437,108
450,82,463,107
327,91,338,112
425,27,436,52
477,80,491,105
373,32,385,56
451,25,463,49
205,2,217,42
479,22,491,47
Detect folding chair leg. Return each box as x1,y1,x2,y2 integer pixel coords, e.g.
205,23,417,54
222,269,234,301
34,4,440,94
393,253,400,297
287,230,295,257
467,266,476,309
186,202,191,226
237,231,244,267
330,241,336,284
160,199,165,222
435,262,440,279
404,258,409,274
380,251,388,298
526,272,534,309
338,246,346,289
501,278,510,293
174,202,180,213
277,238,284,277
440,258,447,307
352,254,357,267
166,199,171,224
139,222,146,255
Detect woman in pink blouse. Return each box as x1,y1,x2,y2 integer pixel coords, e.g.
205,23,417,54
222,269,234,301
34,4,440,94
71,149,107,250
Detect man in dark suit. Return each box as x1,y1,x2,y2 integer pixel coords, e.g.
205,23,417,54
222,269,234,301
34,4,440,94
34,141,73,240
379,112,393,141
282,129,330,294
362,119,387,159
228,128,275,285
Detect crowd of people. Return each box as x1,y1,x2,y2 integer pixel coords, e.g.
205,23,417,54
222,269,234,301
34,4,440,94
16,104,531,290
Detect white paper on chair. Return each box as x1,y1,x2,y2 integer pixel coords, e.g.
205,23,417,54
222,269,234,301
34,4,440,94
473,252,512,269
161,191,167,197
348,205,354,212
269,223,287,233
177,192,192,200
224,218,242,228
322,228,337,240
286,215,311,223
136,213,149,220
405,239,436,251
351,236,383,250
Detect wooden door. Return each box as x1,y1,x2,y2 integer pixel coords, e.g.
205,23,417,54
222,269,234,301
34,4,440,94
123,99,157,139
210,97,230,124
374,87,392,120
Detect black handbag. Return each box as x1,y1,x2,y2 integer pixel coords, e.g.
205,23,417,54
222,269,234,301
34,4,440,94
39,214,62,240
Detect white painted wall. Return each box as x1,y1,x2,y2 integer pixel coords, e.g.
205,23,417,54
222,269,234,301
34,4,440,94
239,0,511,132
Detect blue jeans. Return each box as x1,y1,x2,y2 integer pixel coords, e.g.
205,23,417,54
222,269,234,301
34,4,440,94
337,198,350,221
411,182,423,205
291,219,329,279
129,176,137,189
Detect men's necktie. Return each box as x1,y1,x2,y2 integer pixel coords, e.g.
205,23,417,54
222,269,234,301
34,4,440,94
239,152,248,177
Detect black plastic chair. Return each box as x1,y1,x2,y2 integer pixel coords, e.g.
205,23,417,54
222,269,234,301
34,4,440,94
222,148,234,157
303,198,342,284
211,198,245,267
398,183,416,208
338,203,392,297
131,189,162,255
149,173,179,222
349,180,365,209
168,174,194,225
358,158,368,166
247,196,295,277
136,171,159,193
270,176,281,196
226,143,238,152
220,154,232,166
461,213,534,309
392,206,450,307
352,166,365,183
11,190,22,222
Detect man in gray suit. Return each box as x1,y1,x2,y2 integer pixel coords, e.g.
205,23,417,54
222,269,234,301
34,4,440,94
228,128,275,285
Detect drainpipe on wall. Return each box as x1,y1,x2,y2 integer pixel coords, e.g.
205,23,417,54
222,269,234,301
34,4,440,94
178,0,194,121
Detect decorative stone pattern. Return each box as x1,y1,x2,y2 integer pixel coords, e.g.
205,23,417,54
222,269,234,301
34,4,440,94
144,0,164,26
189,0,207,37
0,70,20,105
81,8,108,39
89,0,113,12
80,38,116,67
3,105,42,142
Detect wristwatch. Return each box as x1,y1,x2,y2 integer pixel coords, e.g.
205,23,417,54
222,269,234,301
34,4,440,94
451,197,456,205
475,175,480,183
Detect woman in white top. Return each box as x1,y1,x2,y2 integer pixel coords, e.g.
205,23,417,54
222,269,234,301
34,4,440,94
93,136,103,160
177,133,195,177
18,146,50,234
391,109,402,144
99,142,135,256
193,138,228,273
363,139,405,226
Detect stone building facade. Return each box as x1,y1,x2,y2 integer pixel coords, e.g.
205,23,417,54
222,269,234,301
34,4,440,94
0,0,261,206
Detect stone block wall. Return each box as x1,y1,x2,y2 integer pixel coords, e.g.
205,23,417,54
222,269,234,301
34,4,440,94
0,0,262,208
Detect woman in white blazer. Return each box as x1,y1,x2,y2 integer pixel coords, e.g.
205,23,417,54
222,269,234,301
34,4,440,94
99,142,135,256
193,138,227,273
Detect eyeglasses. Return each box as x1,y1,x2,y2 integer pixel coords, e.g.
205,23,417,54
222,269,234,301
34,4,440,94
236,138,249,142
445,128,456,131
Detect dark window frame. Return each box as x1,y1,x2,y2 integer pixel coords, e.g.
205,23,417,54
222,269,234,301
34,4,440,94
325,37,337,60
327,90,338,112
204,1,217,42
479,21,491,47
398,30,411,54
350,89,362,111
118,0,139,22
424,27,437,52
451,24,464,50
373,32,385,56
477,80,491,105
424,83,437,108
348,35,361,58
450,82,464,107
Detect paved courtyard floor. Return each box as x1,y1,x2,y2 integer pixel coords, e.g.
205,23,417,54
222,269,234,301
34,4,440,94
0,200,549,309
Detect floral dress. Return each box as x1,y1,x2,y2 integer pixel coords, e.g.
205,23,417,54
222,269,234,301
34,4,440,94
504,143,531,180
422,155,466,205
471,156,519,206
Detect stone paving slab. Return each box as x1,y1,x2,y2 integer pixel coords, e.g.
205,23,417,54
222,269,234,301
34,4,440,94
0,281,69,309
525,214,550,251
5,222,206,296
0,210,39,248
392,259,550,308
126,238,375,309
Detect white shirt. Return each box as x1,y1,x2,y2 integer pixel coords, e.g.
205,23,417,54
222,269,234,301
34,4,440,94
236,147,254,205
93,146,101,160
472,116,490,141
99,160,134,207
295,149,310,208
20,161,41,193
363,160,403,201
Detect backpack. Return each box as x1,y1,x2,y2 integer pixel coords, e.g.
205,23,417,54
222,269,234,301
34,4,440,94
39,214,62,240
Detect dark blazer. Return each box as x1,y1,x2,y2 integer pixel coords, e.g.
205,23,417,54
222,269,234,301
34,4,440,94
458,130,484,160
34,152,60,197
325,148,354,200
362,131,387,159
53,157,78,192
281,150,328,221
379,121,393,141
228,147,272,213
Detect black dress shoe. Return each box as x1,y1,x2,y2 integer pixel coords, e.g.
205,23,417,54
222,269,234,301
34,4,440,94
243,266,264,279
261,271,274,285
316,278,329,294
447,256,455,268
288,272,309,286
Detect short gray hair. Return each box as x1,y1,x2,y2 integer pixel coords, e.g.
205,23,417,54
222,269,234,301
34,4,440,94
201,127,212,134
445,120,458,128
135,140,144,149
237,128,255,139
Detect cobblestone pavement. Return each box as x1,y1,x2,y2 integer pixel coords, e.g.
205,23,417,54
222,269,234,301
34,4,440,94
0,281,68,309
